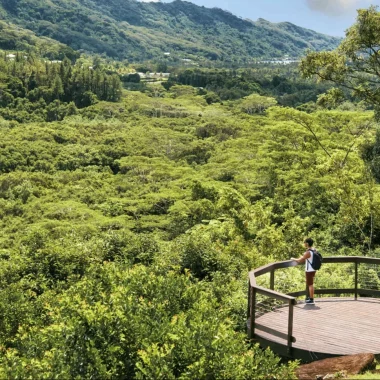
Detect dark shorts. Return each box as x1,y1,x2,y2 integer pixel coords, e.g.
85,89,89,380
306,271,316,286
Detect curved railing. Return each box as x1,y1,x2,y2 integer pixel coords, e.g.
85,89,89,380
247,256,380,355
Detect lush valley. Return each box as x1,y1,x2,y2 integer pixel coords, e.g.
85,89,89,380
0,1,379,379
0,65,378,377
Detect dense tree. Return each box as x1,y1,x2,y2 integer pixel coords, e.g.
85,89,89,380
240,93,277,114
0,54,122,121
300,6,380,118
165,66,333,105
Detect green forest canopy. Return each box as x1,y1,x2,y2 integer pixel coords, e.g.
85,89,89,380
0,77,378,377
0,4,380,379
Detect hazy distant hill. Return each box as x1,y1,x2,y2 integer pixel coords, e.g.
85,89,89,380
0,0,340,62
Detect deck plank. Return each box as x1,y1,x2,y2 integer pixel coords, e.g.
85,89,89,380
254,297,380,356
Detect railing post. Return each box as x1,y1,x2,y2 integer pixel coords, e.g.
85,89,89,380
287,299,294,355
249,287,256,340
270,268,275,291
355,259,358,300
247,280,251,321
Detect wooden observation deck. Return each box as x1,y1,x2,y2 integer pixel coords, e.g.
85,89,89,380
248,257,380,362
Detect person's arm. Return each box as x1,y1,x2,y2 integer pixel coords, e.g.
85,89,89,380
291,250,311,264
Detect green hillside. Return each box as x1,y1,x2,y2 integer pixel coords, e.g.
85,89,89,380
0,0,340,62
0,19,78,59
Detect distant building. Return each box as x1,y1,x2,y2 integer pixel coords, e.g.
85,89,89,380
5,54,28,60
137,72,170,81
164,52,171,56
257,57,300,65
148,72,170,78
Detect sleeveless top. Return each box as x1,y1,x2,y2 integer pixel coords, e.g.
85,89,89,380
305,249,316,272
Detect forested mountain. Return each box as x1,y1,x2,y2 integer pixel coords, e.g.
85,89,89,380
0,0,340,62
0,20,78,60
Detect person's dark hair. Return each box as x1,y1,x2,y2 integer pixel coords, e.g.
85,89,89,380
304,237,314,247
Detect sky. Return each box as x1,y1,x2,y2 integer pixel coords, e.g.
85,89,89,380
152,0,380,36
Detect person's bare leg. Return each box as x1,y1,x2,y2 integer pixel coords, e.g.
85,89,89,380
309,284,314,299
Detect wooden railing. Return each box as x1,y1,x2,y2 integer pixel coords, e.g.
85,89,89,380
247,256,380,355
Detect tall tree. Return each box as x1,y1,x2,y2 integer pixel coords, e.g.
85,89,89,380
300,6,380,119
52,75,64,100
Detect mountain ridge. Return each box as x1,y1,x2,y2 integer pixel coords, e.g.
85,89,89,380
0,0,341,62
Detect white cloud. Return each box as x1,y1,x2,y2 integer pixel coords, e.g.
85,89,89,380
138,0,161,2
306,0,369,16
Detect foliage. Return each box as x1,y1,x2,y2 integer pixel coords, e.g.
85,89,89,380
0,0,340,63
240,93,277,114
165,66,334,106
0,53,122,122
316,88,345,109
300,6,380,118
0,20,78,60
0,7,378,376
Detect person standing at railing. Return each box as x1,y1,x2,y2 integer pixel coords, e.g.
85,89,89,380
291,237,316,305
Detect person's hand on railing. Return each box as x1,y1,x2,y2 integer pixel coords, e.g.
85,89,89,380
290,258,299,266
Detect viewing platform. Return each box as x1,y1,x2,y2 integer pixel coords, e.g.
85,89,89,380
247,257,380,362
